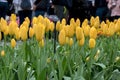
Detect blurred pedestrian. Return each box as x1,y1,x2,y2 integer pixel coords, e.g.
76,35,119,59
13,0,34,25
52,0,72,21
69,0,89,23
33,0,49,17
108,0,120,21
95,0,108,21
0,0,9,19
87,0,96,17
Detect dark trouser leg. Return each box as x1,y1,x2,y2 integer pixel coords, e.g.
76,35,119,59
0,2,8,19
18,10,32,25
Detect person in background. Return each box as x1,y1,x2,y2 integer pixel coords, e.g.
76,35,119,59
108,0,120,21
87,0,96,17
95,0,108,21
69,0,89,23
33,0,49,17
0,0,9,19
52,0,72,21
13,0,34,25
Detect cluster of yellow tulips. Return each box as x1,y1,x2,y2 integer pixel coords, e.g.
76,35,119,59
57,16,120,49
0,14,54,47
0,14,120,80
0,14,120,49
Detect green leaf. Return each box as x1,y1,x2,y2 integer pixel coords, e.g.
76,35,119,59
94,63,106,69
93,71,105,80
63,76,71,80
110,69,120,80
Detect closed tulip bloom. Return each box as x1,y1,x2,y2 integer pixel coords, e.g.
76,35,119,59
68,25,75,37
70,18,75,25
56,21,60,31
86,56,90,61
45,19,50,32
29,27,34,38
9,21,18,35
32,17,38,24
1,18,7,32
89,38,96,49
115,56,120,62
25,17,30,24
102,24,108,35
15,28,20,40
76,27,84,40
90,16,95,27
4,25,9,36
66,37,69,44
89,27,97,39
69,38,74,46
58,29,66,45
0,32,2,40
108,22,115,36
1,50,5,57
10,14,16,21
61,18,66,25
84,25,90,37
20,26,28,41
49,22,54,32
11,38,16,48
78,36,85,46
35,23,45,41
76,18,80,27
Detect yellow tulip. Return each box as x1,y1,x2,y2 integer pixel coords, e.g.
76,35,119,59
39,39,44,47
108,22,115,36
22,21,29,31
94,49,100,61
82,19,88,28
115,56,120,62
1,50,5,57
94,16,100,28
102,24,108,35
0,18,7,32
9,21,18,35
0,31,2,40
56,21,60,31
70,18,75,25
61,18,66,25
89,38,96,49
86,56,90,62
4,25,9,36
29,27,34,38
15,27,20,40
49,22,54,32
90,16,95,27
66,37,69,44
35,23,45,41
45,19,50,32
89,27,97,39
76,18,80,27
20,26,28,41
68,24,75,37
58,29,66,45
11,38,16,48
25,17,30,24
84,25,90,37
10,14,16,21
69,38,74,46
78,36,85,46
32,17,38,24
76,27,84,40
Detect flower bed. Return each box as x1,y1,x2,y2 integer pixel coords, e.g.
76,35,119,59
0,14,120,80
